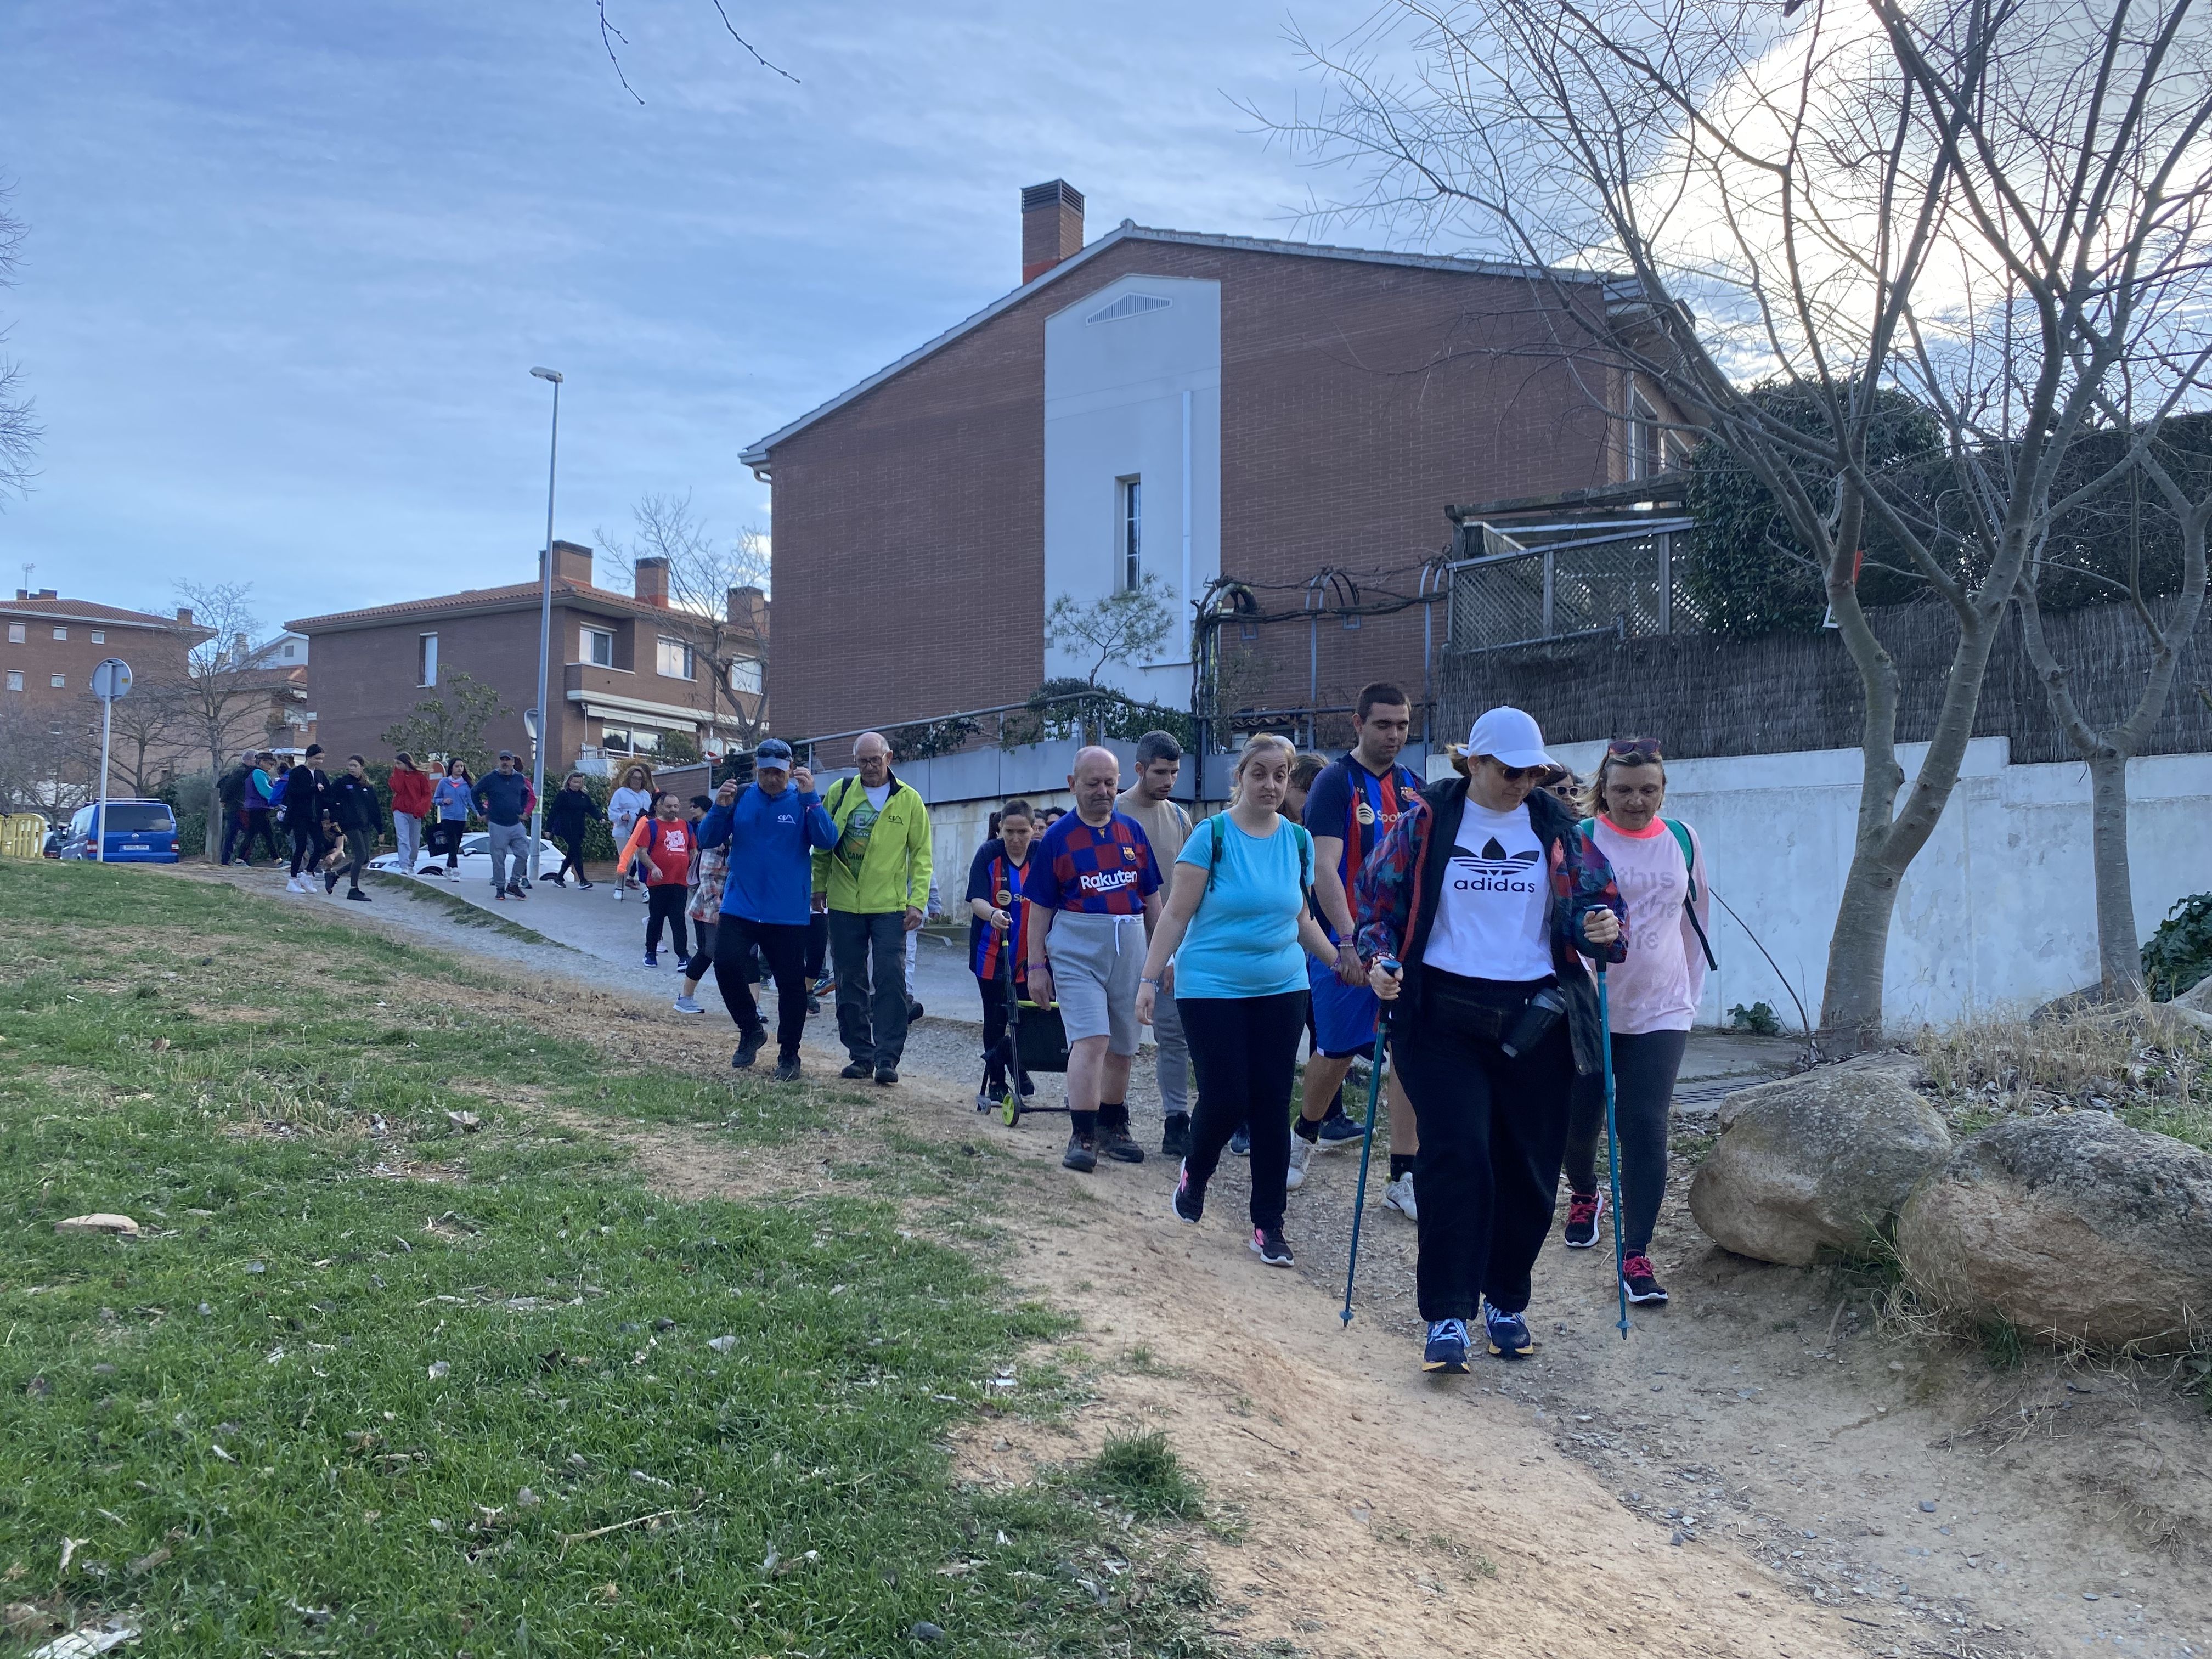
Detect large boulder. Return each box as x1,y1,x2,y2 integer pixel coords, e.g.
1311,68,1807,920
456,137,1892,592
1895,1113,2212,1350
1687,1058,1952,1266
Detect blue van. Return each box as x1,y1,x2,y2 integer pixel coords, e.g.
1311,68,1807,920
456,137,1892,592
60,799,182,864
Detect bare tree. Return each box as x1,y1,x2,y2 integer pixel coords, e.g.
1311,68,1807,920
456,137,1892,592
2016,416,2211,996
1047,575,1176,686
0,172,41,504
72,679,192,798
597,493,771,750
0,699,78,817
1280,0,2212,1047
172,582,273,859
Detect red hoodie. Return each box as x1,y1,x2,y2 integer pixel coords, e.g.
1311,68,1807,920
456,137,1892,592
388,764,435,819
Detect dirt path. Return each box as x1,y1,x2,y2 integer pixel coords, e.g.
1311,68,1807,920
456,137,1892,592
178,864,2210,1658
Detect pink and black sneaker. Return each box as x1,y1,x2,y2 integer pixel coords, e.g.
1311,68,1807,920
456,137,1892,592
1169,1159,1204,1225
1562,1190,1606,1249
1621,1254,1668,1305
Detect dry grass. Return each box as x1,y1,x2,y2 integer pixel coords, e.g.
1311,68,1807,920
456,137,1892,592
1912,998,2212,1151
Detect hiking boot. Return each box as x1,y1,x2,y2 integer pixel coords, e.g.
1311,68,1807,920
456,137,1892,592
1098,1123,1144,1164
1229,1124,1250,1158
1249,1227,1294,1268
731,1029,768,1069
1285,1135,1314,1192
1169,1159,1203,1223
839,1062,873,1080
672,996,704,1015
1562,1190,1605,1249
1383,1172,1418,1220
1160,1112,1189,1159
874,1066,899,1086
1622,1254,1669,1306
773,1057,803,1083
1424,1318,1470,1374
1062,1133,1098,1173
1316,1108,1364,1149
1483,1302,1533,1359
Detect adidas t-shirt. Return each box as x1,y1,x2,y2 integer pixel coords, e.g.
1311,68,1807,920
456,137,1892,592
1423,801,1552,982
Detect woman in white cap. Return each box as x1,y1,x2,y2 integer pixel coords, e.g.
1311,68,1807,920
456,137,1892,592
1356,706,1627,1373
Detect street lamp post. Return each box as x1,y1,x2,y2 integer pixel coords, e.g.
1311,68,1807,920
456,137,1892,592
528,366,563,888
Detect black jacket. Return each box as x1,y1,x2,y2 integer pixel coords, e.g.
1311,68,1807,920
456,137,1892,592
546,788,601,839
216,763,251,810
327,773,383,836
281,767,329,826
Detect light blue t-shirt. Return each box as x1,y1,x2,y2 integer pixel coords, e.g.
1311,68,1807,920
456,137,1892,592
1171,815,1313,1001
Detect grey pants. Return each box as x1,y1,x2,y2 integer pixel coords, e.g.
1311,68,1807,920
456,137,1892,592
830,909,909,1068
1152,988,1190,1116
487,821,528,890
393,811,423,873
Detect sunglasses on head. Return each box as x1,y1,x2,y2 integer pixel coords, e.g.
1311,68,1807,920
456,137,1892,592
1607,737,1663,760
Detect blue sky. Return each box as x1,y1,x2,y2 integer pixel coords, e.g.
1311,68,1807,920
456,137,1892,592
0,1,1406,634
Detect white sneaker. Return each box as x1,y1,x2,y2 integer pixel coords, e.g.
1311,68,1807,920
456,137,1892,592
285,876,306,893
1384,1172,1418,1221
1285,1136,1313,1192
672,996,703,1015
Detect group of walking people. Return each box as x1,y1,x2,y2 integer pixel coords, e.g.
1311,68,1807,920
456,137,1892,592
956,682,1713,1377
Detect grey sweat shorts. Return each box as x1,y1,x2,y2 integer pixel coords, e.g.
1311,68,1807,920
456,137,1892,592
1045,911,1147,1055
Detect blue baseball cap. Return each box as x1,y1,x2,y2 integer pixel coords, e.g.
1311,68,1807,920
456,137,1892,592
754,738,794,766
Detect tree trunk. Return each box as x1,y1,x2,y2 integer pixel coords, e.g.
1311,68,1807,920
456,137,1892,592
1819,851,1901,1052
204,735,223,862
2087,747,2143,1000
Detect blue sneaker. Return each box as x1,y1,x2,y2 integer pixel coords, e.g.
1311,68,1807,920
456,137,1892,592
1423,1318,1470,1374
1229,1124,1251,1158
1483,1302,1533,1359
1316,1109,1364,1149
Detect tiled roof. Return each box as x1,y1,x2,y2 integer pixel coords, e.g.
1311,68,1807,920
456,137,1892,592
288,579,694,633
1,595,196,628
740,222,1611,464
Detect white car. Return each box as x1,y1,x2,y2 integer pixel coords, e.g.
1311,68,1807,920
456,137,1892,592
368,832,557,882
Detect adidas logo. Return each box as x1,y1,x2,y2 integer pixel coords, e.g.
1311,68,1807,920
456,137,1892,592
1447,836,1541,894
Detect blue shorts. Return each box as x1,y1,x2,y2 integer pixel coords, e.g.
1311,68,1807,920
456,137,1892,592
1308,953,1381,1057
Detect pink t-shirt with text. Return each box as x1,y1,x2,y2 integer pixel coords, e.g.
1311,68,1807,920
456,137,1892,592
1588,815,1712,1034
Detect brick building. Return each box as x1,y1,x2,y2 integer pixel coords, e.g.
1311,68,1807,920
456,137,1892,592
744,180,1680,753
287,542,766,772
3,588,203,712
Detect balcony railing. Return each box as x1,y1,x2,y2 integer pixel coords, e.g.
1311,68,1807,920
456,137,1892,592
1446,517,1701,655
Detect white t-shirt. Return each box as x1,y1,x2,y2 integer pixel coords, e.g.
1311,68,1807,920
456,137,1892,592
1423,800,1552,982
864,782,891,811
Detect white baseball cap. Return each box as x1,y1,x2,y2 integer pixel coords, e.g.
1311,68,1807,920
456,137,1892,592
1465,706,1554,769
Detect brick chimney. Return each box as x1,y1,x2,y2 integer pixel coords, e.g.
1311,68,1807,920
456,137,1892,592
725,584,767,634
544,540,595,585
176,606,194,627
634,556,671,607
1021,179,1085,284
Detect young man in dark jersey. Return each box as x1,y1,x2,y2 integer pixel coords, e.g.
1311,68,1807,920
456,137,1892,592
1291,682,1425,1217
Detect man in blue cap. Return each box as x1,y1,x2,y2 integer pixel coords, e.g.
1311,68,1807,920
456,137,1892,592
699,738,838,1080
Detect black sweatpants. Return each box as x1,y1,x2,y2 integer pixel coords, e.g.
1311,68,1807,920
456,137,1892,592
716,917,810,1060
978,973,1034,1092
684,920,717,984
806,911,829,980
289,820,325,878
644,884,689,959
1389,972,1575,1321
1178,990,1309,1234
554,833,586,883
429,820,464,866
339,826,374,893
1563,1028,1689,1258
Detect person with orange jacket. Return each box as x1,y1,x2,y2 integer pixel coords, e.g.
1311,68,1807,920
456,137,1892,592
619,791,694,966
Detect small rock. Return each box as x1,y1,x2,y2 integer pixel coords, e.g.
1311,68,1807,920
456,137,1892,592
427,1361,450,1380
245,1262,266,1275
992,1438,1011,1453
91,1363,116,1377
1919,1500,1937,1513
427,1518,447,1533
24,1375,49,1399
516,1488,540,1508
708,1335,737,1353
1668,1529,1688,1546
55,1214,140,1238
197,1304,212,1317
651,1317,674,1331
2084,1593,2100,1602
910,1621,945,1644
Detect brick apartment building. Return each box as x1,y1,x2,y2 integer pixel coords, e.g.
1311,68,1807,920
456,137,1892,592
287,542,767,771
3,588,204,713
744,180,1681,753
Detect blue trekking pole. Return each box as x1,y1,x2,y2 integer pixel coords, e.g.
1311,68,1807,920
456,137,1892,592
1596,964,1630,1340
1339,960,1397,1328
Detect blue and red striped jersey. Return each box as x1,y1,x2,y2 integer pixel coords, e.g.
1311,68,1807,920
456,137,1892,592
1025,811,1160,916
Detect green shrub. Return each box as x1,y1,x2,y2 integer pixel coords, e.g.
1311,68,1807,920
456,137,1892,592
1074,1431,1203,1520
2144,892,2212,1001
1728,1001,1782,1036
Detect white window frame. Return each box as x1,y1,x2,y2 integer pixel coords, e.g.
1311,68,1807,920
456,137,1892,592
52,626,66,641
656,636,696,681
417,631,439,688
727,656,763,695
50,673,66,689
1118,476,1143,591
4,670,20,692
1629,391,1662,482
91,630,105,644
5,623,21,644
281,641,295,659
581,626,615,668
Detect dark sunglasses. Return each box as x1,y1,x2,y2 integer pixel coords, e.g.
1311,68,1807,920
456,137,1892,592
1491,762,1539,782
1607,737,1664,760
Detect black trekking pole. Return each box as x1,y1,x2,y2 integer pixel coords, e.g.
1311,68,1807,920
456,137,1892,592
1597,963,1631,1340
1339,960,1398,1329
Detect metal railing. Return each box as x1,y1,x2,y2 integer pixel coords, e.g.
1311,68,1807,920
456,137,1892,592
1446,517,1701,654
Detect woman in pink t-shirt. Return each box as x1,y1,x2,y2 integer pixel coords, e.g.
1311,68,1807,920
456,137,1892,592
1560,738,1714,1308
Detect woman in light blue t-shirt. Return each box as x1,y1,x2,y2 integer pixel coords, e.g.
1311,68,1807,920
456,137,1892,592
1136,733,1339,1269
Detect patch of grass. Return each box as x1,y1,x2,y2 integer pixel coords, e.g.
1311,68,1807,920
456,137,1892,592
1071,1431,1204,1520
1978,1314,2027,1370
0,862,1218,1657
362,869,567,944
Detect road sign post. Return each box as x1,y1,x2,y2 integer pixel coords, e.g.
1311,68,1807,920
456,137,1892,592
89,658,133,865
